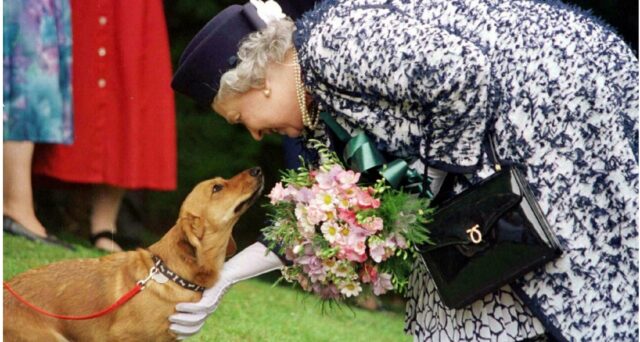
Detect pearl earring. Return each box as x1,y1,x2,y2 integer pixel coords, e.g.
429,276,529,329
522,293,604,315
263,88,271,98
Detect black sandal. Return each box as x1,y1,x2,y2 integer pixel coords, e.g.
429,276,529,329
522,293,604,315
89,231,117,246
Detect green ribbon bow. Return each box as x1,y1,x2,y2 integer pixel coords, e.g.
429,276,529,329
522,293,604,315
320,112,431,197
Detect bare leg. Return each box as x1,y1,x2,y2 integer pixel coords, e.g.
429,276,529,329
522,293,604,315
3,141,47,237
90,184,125,252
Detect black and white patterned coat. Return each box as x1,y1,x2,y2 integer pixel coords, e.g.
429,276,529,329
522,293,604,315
293,0,638,341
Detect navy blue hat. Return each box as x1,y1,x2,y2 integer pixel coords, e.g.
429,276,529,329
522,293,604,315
171,0,317,106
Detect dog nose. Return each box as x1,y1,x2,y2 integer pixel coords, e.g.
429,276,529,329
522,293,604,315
249,167,262,177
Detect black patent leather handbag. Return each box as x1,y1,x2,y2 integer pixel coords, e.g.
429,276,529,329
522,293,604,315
418,136,562,309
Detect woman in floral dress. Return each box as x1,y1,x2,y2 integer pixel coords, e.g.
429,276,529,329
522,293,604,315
3,0,73,248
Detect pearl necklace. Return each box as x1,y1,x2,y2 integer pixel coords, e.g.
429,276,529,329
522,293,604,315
292,50,319,129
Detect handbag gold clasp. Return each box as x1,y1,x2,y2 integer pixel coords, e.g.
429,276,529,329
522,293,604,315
466,224,483,244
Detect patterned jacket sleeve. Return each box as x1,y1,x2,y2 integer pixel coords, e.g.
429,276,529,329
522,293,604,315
296,3,491,172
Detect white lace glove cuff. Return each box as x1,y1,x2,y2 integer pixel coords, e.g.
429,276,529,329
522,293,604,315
169,242,283,339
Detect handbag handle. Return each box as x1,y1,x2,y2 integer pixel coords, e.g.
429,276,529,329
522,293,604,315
420,116,433,198
486,134,502,172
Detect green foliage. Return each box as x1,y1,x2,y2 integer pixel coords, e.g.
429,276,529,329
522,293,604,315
262,201,300,254
378,252,415,296
373,190,433,295
279,165,313,188
277,139,343,188
308,139,343,170
376,190,433,245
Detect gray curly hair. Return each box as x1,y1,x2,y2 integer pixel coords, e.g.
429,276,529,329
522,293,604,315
214,18,296,104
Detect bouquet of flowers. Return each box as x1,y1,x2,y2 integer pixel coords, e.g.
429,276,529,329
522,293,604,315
262,142,433,300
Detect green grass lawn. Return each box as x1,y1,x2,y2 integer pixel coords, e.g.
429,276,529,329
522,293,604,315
3,235,411,341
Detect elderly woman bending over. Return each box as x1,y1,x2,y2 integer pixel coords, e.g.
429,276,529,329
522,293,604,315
170,1,638,341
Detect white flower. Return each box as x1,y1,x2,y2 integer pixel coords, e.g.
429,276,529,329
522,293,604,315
250,0,285,24
333,261,353,278
338,280,362,298
322,258,338,273
294,205,315,237
320,221,340,243
313,190,338,212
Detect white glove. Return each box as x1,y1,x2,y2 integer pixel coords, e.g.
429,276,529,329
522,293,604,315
169,242,283,340
409,160,447,196
426,166,447,196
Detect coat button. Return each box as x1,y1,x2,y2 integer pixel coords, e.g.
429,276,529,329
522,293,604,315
98,78,107,88
98,47,107,57
98,16,107,25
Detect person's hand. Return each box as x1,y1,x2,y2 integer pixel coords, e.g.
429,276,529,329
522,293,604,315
168,242,283,340
169,279,231,339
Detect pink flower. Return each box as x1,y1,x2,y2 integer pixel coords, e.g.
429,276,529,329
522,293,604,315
315,172,334,190
356,189,380,209
337,208,357,226
368,240,386,263
329,164,344,176
268,182,286,204
340,186,360,204
306,207,326,225
313,283,340,300
298,253,325,283
372,273,394,295
315,165,342,190
360,264,378,283
338,246,367,263
336,225,368,248
336,170,360,189
305,256,327,282
394,233,408,249
294,187,313,203
309,271,326,283
353,239,367,255
294,206,316,238
384,238,397,259
361,216,384,233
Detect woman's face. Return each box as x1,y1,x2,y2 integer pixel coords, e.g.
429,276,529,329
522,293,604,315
212,53,303,141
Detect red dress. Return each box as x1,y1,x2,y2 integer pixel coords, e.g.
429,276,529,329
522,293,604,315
34,0,176,190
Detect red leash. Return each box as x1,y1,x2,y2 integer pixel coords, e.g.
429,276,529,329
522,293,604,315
3,266,158,320
4,282,143,320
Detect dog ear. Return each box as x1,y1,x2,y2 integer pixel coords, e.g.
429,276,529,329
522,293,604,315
180,213,204,250
225,235,237,258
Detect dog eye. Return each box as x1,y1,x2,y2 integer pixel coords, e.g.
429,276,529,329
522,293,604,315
212,184,224,193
